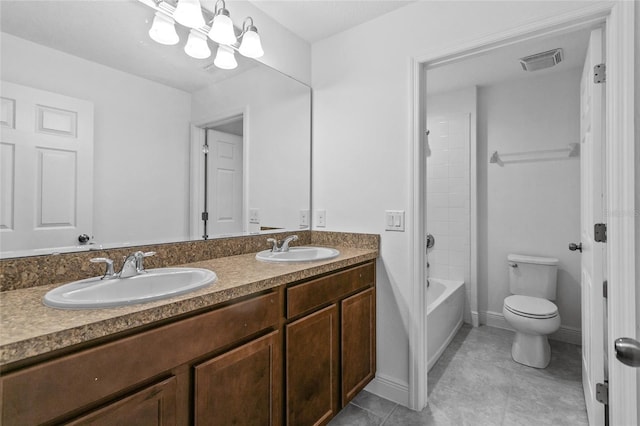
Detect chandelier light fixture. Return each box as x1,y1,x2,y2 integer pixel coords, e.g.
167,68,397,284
144,0,265,69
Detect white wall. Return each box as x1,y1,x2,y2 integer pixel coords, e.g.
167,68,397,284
311,1,598,405
191,66,311,231
427,87,476,325
1,34,192,247
478,69,582,334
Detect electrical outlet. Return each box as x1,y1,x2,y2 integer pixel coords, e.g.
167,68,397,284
249,208,260,224
316,210,326,228
300,209,309,227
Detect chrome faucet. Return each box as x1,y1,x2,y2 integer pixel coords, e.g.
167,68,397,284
280,235,299,252
120,251,156,278
90,251,155,279
266,235,299,252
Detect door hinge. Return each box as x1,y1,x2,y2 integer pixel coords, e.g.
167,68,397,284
596,381,608,405
603,280,608,298
594,223,607,243
594,63,606,83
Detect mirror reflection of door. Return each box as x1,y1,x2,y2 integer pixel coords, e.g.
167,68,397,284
0,81,94,255
207,125,243,236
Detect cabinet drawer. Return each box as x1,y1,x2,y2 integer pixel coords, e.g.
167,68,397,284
287,262,374,318
1,291,280,425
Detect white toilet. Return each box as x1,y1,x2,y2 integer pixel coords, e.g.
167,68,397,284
503,254,561,368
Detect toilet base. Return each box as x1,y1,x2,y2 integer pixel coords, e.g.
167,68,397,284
511,332,551,369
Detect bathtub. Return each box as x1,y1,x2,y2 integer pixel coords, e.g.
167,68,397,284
427,278,466,371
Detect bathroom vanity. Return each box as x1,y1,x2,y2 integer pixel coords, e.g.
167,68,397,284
0,243,377,425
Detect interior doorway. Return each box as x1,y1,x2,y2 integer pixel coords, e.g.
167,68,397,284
190,112,248,240
409,5,637,424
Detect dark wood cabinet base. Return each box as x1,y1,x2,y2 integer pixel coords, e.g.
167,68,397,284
1,261,376,426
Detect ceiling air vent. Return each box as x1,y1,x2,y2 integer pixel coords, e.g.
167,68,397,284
519,48,563,72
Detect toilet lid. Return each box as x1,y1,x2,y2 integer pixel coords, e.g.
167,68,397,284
504,295,558,319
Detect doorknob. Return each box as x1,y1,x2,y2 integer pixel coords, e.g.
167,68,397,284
614,337,640,367
568,242,582,252
426,234,435,249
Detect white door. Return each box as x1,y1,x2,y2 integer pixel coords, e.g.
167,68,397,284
207,129,243,236
0,81,94,255
580,28,605,426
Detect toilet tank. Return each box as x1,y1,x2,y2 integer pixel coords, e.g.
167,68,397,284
508,254,559,300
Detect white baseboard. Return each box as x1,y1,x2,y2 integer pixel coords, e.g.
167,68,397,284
364,373,409,407
479,310,582,346
551,325,582,346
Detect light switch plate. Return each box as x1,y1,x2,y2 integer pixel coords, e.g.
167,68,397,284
316,210,326,228
385,210,405,231
249,208,260,224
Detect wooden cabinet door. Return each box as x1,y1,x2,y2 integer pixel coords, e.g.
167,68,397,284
65,376,177,426
286,304,339,426
194,331,281,426
341,288,376,406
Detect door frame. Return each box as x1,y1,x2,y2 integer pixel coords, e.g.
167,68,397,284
189,106,250,240
408,3,636,421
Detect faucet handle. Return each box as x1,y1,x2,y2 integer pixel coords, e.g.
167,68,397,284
135,251,156,272
266,238,280,252
90,257,115,279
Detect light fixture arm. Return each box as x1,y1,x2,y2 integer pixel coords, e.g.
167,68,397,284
241,17,256,36
213,0,228,16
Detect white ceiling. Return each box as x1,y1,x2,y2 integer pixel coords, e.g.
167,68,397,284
248,0,416,44
427,26,593,95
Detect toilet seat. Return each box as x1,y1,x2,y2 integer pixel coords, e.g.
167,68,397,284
504,295,558,319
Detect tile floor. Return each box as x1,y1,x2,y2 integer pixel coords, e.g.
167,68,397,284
328,325,588,426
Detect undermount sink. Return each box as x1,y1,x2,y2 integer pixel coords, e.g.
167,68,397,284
43,268,217,309
255,246,340,263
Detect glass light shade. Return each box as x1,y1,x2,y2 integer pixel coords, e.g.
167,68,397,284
208,12,237,45
173,0,205,29
214,45,237,69
184,30,211,59
239,28,263,58
148,12,179,45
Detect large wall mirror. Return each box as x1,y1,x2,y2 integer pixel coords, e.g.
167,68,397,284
0,0,311,258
